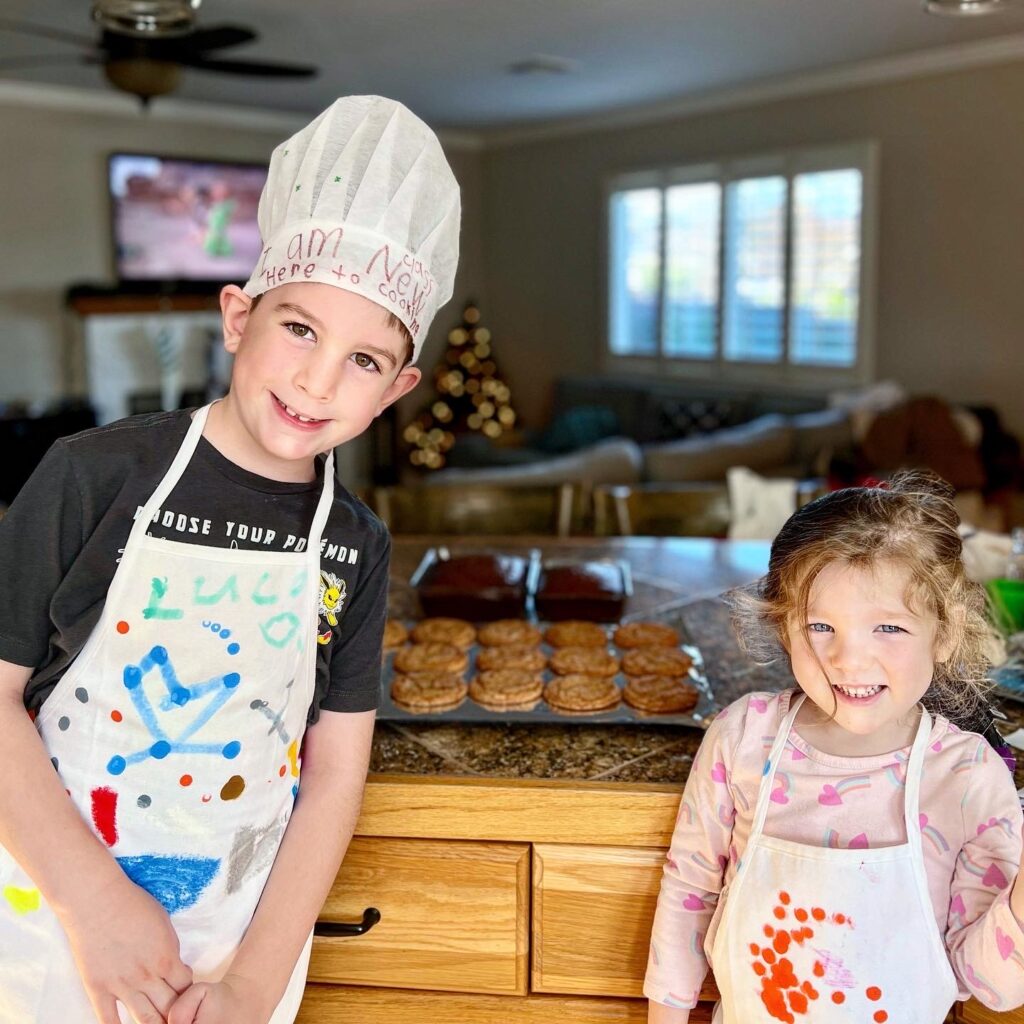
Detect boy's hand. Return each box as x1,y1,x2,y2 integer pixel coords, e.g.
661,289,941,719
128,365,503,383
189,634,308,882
167,975,271,1024
57,873,192,1024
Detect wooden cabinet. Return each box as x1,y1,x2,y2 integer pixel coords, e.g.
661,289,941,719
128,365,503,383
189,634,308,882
532,843,665,998
309,836,529,995
297,774,1012,1023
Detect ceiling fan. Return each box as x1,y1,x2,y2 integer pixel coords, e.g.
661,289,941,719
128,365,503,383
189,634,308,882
0,1,316,106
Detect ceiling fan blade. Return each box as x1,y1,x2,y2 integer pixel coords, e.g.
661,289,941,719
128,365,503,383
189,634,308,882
0,17,95,49
178,56,317,78
0,53,98,70
179,25,258,53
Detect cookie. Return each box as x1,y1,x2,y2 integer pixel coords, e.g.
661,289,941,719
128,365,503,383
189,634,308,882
411,617,476,649
623,676,699,714
469,669,544,708
621,647,693,678
549,646,619,677
477,620,543,647
544,674,620,712
391,672,467,711
393,642,468,675
544,621,608,648
613,621,680,649
383,619,408,650
476,644,548,672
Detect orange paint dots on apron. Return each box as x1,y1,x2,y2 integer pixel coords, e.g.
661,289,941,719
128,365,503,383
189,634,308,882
873,1013,888,1022
116,621,130,634
813,961,825,978
764,924,775,938
787,990,808,1014
831,991,845,1004
760,983,795,1023
762,948,777,965
778,891,791,905
773,906,787,919
753,961,766,976
811,907,826,921
772,931,791,954
866,986,882,1001
110,710,123,723
750,943,761,956
279,765,287,777
770,958,797,989
794,908,808,922
801,981,819,1000
179,775,192,787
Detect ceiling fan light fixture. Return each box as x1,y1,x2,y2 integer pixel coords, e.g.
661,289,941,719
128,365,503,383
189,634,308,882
91,0,201,38
103,56,182,97
923,0,1009,15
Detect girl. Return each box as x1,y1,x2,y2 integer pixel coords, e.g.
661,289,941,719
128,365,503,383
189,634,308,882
646,472,1024,1023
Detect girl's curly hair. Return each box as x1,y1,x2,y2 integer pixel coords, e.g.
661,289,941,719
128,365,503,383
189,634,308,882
729,471,999,731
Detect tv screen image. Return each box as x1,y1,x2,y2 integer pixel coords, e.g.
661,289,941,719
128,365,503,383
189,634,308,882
109,153,268,283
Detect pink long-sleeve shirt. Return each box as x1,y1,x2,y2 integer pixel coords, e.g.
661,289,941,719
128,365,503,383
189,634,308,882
645,690,1024,1012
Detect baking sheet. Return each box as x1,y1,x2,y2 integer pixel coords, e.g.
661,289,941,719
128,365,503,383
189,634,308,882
378,623,715,728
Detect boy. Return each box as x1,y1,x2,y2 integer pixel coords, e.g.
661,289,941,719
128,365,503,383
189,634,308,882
0,95,460,1024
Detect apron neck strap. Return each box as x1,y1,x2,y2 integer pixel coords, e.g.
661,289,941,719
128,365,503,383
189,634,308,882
750,691,933,846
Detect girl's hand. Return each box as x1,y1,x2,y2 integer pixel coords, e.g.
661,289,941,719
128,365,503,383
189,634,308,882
167,975,271,1024
57,874,192,1024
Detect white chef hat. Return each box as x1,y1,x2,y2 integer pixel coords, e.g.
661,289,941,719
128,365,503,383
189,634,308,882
244,95,461,363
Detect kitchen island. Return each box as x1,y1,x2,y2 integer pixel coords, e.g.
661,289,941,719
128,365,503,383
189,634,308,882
297,538,1021,1024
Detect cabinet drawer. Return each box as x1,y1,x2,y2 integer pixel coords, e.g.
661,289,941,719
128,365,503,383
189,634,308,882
297,983,716,1023
309,836,529,995
532,843,719,1003
533,843,665,998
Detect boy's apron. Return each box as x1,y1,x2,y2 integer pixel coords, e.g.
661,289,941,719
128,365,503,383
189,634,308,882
710,694,958,1023
0,403,332,1024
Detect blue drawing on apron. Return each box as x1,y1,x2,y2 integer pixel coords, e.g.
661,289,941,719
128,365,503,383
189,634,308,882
115,854,221,915
106,644,243,775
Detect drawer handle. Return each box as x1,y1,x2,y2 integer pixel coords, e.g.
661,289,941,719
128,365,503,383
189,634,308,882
314,907,381,937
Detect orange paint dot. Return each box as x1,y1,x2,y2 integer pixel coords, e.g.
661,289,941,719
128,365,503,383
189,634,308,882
764,924,775,938
811,907,826,921
834,913,846,925
779,891,791,904
794,908,808,922
772,932,791,954
773,906,787,919
787,991,808,1014
801,981,819,999
750,943,761,956
831,992,845,1005
116,621,129,634
771,958,797,990
179,775,192,787
753,962,766,976
813,962,825,978
866,986,882,1001
802,927,815,940
762,948,776,964
279,765,287,777
873,1013,888,1023
110,710,123,722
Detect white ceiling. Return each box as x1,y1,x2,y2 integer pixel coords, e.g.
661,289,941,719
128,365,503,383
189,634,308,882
2,0,1024,132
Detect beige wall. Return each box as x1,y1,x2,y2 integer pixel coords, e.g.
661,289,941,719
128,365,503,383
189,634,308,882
481,60,1024,440
0,96,483,484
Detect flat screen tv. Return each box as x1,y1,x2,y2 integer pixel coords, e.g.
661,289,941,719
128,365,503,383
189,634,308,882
109,153,268,285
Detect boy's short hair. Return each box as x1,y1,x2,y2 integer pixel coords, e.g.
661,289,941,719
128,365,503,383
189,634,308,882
247,292,415,368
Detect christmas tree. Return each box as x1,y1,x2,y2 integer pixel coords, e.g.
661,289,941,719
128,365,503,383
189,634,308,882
401,302,518,471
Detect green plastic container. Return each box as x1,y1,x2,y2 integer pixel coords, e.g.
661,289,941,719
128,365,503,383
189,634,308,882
986,578,1024,634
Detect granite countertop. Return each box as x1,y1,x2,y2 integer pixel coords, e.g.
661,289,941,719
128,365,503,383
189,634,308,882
369,538,1024,790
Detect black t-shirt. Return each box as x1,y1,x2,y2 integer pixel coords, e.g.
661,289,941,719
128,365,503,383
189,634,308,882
0,409,388,722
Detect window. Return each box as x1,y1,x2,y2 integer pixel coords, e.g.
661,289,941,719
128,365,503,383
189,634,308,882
606,143,876,385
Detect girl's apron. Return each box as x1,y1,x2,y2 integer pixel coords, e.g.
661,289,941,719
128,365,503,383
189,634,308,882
0,403,332,1023
710,694,958,1023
